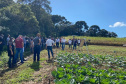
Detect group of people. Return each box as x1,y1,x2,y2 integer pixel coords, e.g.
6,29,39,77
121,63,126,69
55,37,81,50
0,33,82,68
6,33,47,68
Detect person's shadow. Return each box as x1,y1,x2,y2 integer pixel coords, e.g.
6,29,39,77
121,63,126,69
0,65,19,77
30,61,40,71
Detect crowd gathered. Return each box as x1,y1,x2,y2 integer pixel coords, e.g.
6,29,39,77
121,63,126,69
0,33,82,68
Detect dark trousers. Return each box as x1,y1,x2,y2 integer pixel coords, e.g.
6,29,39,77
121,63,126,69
47,46,53,59
73,44,77,50
8,56,14,68
34,45,40,62
56,42,59,48
69,44,72,49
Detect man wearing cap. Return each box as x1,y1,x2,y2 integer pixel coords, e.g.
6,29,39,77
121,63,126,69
46,36,54,61
33,33,41,62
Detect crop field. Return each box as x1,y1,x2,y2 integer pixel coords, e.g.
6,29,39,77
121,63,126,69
52,45,126,84
0,45,126,84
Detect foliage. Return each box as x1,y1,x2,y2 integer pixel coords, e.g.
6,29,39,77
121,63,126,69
0,52,9,69
0,0,118,38
52,53,126,84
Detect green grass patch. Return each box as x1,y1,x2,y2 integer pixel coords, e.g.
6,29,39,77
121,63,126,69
83,45,126,56
65,36,126,45
6,68,34,84
65,45,126,57
0,52,9,69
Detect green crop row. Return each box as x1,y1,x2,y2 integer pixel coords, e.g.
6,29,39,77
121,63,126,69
52,53,126,84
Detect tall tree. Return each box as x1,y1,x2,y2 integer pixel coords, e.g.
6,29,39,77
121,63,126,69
75,21,89,36
88,25,100,36
98,29,108,37
0,4,39,37
110,32,117,37
17,0,52,13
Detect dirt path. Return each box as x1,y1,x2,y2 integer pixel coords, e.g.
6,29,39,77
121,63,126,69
22,49,58,84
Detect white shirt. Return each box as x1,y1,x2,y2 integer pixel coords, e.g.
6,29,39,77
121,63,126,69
46,39,54,46
61,38,66,43
78,39,80,43
7,37,10,45
68,40,72,44
56,39,60,42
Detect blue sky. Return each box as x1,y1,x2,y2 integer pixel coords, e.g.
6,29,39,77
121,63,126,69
50,0,126,37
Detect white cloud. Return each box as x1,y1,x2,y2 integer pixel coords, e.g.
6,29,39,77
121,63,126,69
109,22,126,28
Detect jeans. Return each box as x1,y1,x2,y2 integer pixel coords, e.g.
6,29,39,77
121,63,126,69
14,48,23,64
62,43,65,50
56,42,59,48
34,45,40,61
47,46,53,59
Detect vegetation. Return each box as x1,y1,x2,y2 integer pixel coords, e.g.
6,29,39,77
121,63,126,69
0,0,117,38
0,45,126,84
66,36,126,46
52,53,126,84
0,50,51,84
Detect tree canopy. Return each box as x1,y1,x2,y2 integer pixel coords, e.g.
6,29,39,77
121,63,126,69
0,0,118,38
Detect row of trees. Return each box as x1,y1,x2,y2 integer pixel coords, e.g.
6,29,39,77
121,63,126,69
0,0,117,38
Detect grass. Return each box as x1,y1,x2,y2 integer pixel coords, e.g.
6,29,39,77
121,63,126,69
65,36,126,45
63,45,126,57
0,44,126,84
0,52,9,69
0,54,41,84
86,45,126,56
0,49,56,84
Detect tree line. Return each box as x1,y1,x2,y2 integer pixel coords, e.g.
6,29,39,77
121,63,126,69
0,0,117,38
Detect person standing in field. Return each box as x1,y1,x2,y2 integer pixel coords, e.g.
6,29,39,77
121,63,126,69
60,37,62,47
30,37,34,53
14,35,24,65
78,39,81,46
73,39,77,50
68,39,72,49
61,37,66,50
46,36,54,61
7,37,14,68
33,33,41,62
56,37,60,48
